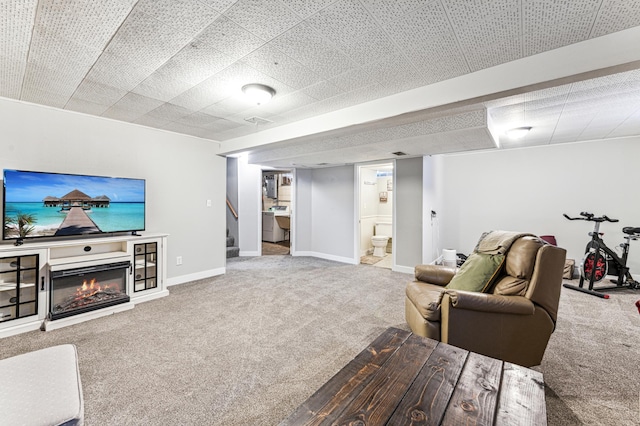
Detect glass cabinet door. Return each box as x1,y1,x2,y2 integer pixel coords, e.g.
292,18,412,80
134,243,157,292
0,255,38,322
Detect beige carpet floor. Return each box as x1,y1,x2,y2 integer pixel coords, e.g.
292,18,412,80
0,257,638,425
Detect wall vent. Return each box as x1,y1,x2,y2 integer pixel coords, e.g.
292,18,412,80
244,116,273,125
392,151,408,156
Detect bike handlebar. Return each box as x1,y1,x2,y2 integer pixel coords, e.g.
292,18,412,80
563,212,619,223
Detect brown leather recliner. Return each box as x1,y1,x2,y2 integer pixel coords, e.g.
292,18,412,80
405,235,566,367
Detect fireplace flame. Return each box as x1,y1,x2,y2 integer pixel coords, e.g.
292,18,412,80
75,278,116,299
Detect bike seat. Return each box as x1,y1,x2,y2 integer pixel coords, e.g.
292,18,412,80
622,227,640,235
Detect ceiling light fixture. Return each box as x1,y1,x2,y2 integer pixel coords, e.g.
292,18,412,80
242,83,276,105
505,126,532,139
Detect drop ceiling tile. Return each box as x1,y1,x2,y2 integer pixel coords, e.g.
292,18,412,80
101,106,145,122
270,23,356,79
200,103,236,118
302,80,343,101
104,9,193,70
28,27,102,70
146,103,194,121
22,62,85,98
158,42,235,86
197,0,237,13
328,68,377,91
133,115,172,128
109,92,165,116
33,0,132,50
360,0,428,26
609,109,640,138
20,86,69,108
523,1,598,56
0,0,37,61
85,50,157,91
160,120,199,132
134,0,220,37
270,22,331,61
389,1,454,46
172,111,221,128
365,54,419,86
65,98,111,116
464,38,522,72
311,49,358,80
259,90,317,115
306,0,379,45
213,95,256,114
203,119,245,133
240,43,323,89
224,0,302,40
169,77,237,110
70,79,128,106
132,70,195,102
0,57,27,98
338,28,397,67
195,15,266,61
280,0,336,19
523,0,600,29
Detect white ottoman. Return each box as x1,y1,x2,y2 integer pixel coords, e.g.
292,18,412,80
0,344,84,426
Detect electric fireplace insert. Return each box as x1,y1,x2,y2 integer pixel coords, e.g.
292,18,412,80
49,261,130,320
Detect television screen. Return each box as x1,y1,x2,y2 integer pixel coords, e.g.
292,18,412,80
3,170,145,240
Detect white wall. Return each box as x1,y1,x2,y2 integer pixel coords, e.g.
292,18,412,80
422,155,443,264
295,165,356,263
439,138,640,272
0,98,226,283
395,157,423,272
294,169,312,252
237,155,262,256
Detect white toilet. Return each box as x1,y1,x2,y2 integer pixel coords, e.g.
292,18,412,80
371,222,392,257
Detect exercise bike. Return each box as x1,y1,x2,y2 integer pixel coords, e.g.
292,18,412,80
563,212,640,298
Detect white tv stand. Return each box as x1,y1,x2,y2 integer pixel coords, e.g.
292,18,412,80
0,233,168,338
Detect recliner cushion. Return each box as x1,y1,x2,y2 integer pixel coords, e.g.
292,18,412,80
445,252,505,293
406,281,445,320
505,237,543,279
492,276,528,296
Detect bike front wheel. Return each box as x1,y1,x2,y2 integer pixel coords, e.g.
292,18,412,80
581,249,608,282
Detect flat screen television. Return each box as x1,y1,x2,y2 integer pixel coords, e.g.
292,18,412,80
3,169,145,242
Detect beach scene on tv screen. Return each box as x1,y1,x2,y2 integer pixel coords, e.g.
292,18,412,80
3,170,145,239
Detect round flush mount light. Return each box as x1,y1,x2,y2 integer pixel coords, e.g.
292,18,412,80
242,83,276,105
505,126,532,139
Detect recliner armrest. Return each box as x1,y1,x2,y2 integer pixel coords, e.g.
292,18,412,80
415,265,456,286
445,290,535,315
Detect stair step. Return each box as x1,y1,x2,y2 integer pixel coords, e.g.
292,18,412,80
226,246,239,258
226,236,235,247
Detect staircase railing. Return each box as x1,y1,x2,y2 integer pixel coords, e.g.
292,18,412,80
226,197,238,220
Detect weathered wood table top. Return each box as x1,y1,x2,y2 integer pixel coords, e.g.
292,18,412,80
281,327,546,426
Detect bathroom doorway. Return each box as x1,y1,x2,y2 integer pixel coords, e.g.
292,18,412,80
261,169,293,256
358,162,394,269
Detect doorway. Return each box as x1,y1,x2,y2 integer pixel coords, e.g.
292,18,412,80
261,169,293,255
358,162,394,269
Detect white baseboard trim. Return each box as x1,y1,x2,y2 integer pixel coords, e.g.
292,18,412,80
166,267,225,287
43,302,135,332
131,289,170,304
293,251,358,265
0,320,42,339
239,251,259,257
392,265,414,275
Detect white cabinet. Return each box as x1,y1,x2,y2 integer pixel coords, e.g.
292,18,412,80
262,212,285,242
0,233,167,338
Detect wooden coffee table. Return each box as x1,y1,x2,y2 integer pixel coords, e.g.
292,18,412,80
281,327,546,425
